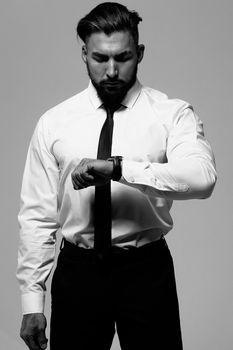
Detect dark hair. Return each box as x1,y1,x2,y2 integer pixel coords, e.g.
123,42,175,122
77,2,142,45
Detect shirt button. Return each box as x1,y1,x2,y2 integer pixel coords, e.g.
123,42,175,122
130,177,135,182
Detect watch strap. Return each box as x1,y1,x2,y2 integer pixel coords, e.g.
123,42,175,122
107,156,123,181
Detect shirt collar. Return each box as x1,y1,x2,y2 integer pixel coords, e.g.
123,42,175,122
88,79,142,110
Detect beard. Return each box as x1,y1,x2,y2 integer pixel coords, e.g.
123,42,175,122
86,63,138,109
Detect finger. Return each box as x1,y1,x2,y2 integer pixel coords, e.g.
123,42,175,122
24,334,41,350
72,176,86,189
81,172,95,183
37,330,48,349
72,171,94,189
79,172,100,187
88,169,110,185
71,173,87,189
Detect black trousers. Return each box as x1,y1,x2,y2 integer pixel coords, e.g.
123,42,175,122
50,238,183,350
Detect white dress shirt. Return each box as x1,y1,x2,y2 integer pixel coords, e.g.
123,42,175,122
17,80,217,314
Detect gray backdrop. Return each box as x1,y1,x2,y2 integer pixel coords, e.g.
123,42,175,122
0,0,232,349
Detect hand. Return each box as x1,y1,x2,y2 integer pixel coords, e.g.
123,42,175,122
71,158,113,190
20,313,48,350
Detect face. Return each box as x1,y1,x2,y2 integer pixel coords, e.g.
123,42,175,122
82,31,144,107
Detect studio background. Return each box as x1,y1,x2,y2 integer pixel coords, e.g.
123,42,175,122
0,0,232,349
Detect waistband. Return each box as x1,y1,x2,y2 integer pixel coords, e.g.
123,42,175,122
60,236,168,265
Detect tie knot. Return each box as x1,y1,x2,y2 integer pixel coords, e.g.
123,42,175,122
103,104,122,115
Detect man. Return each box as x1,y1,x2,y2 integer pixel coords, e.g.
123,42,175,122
17,2,217,350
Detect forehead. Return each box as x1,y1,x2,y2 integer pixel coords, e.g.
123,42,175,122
86,31,136,54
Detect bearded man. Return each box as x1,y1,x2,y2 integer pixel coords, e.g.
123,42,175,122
17,2,216,350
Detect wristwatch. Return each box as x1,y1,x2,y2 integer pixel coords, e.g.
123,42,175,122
107,156,123,181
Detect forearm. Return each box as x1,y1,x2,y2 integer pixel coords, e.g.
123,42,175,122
120,157,217,200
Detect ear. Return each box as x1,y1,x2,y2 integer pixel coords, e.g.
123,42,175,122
137,44,145,63
82,45,87,63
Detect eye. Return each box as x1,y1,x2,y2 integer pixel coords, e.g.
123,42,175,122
92,54,109,63
115,54,132,63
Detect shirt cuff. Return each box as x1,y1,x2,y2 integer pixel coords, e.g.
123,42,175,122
21,292,45,314
121,159,189,192
121,158,148,179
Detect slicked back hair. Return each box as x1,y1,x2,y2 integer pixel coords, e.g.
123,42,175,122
77,2,142,45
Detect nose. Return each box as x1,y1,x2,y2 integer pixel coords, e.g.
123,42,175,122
106,59,118,79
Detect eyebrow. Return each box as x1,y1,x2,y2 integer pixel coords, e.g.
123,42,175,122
92,50,133,60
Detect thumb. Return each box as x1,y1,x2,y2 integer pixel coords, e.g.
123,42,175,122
37,330,48,349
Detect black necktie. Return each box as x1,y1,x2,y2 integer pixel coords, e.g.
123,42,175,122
94,105,117,253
